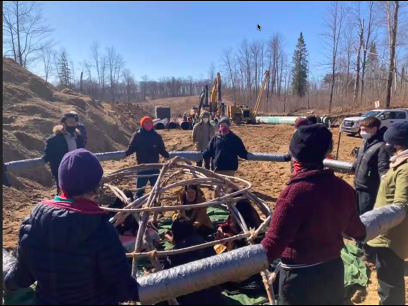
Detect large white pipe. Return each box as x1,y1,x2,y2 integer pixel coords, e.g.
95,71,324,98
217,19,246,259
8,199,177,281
4,151,355,173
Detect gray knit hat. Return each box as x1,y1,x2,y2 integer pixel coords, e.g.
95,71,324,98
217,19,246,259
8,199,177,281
219,117,231,126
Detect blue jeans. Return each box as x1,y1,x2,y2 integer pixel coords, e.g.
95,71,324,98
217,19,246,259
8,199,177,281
136,169,160,198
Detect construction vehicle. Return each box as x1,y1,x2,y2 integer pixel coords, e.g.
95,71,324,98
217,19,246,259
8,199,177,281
195,73,224,118
226,70,270,124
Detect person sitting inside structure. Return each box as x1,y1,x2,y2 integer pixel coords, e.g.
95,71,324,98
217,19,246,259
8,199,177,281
3,149,140,305
173,185,214,241
215,190,262,252
162,217,226,305
108,189,139,237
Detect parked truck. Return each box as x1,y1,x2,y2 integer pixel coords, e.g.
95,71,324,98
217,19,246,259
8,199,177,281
341,108,408,136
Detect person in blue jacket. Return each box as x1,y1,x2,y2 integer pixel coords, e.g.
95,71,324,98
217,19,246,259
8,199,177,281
3,149,140,305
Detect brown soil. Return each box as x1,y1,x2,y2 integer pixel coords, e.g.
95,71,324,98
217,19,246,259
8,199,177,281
2,58,407,304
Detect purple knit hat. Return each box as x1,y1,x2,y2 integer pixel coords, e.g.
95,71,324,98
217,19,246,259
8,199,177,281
58,149,103,197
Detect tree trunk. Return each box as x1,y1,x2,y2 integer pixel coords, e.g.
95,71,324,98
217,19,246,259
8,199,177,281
80,71,83,92
385,1,399,108
353,20,364,106
16,2,23,66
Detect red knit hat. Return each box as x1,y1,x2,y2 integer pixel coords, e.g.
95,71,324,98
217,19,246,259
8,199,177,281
140,116,153,127
294,118,310,129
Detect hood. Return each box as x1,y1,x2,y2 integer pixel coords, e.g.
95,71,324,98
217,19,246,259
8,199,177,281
138,127,157,134
344,117,365,122
178,186,206,205
53,125,80,136
390,150,408,168
24,200,108,250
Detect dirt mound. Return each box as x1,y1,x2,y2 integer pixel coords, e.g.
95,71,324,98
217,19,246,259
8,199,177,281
2,58,151,187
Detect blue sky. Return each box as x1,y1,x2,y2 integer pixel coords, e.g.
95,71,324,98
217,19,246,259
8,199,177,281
36,1,339,81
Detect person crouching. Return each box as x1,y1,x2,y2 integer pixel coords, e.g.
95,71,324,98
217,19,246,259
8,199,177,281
4,149,140,305
261,124,366,305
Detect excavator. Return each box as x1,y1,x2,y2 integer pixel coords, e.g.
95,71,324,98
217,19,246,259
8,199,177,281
226,70,270,124
194,72,224,117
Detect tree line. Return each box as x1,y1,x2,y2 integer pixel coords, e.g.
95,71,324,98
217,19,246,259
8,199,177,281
220,1,408,113
3,1,408,113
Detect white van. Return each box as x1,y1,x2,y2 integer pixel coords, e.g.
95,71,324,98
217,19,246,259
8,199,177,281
341,109,408,136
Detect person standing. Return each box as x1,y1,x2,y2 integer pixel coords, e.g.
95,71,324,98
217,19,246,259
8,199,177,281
125,116,169,198
261,125,366,305
43,113,84,195
353,117,390,216
69,111,88,148
203,117,248,177
192,111,215,170
3,149,140,305
366,123,408,305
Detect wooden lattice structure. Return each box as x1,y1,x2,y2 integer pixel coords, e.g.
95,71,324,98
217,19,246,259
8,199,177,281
99,157,275,305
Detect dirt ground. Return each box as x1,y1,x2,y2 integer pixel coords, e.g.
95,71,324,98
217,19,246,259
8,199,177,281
3,124,407,304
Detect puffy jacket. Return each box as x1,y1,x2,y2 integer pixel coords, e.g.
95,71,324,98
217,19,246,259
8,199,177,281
368,152,408,259
261,169,366,265
203,131,248,171
3,196,139,305
43,126,84,176
192,121,216,152
353,133,390,194
125,128,169,164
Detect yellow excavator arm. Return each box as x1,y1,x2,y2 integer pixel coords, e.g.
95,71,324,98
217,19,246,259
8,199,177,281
210,73,224,115
253,70,270,116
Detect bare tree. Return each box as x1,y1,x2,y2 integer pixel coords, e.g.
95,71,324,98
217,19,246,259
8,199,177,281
321,1,348,112
385,1,400,107
39,46,53,82
221,48,237,93
3,1,54,68
353,9,364,105
106,46,124,102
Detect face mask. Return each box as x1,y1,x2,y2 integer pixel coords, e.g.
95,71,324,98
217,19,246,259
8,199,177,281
203,118,209,123
220,126,229,135
66,126,76,134
360,131,374,140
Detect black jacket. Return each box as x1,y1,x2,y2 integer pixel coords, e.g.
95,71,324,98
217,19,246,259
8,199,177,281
203,131,248,171
125,128,169,164
163,233,226,305
4,199,139,305
353,133,390,194
43,126,84,176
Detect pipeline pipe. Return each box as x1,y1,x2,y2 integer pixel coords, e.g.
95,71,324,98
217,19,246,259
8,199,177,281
168,118,180,129
178,118,191,130
137,244,269,305
154,118,169,130
4,152,355,173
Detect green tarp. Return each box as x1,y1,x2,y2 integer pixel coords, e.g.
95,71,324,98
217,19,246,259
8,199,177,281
4,206,368,305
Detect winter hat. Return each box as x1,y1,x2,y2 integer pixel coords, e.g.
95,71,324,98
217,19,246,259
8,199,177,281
69,111,79,122
384,122,408,147
290,124,333,164
58,149,104,197
201,111,210,119
306,115,318,125
61,113,76,124
294,118,310,129
219,117,231,126
140,116,153,127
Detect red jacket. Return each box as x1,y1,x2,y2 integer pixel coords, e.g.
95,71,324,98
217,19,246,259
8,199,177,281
261,169,366,265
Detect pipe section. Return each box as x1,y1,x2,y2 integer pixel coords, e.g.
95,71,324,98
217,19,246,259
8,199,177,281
4,152,355,173
154,118,169,130
137,245,269,305
168,118,180,129
178,118,191,130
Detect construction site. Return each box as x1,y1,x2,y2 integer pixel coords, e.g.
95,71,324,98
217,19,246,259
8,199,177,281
3,53,408,305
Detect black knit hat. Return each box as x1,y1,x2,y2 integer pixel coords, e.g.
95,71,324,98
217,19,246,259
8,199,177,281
384,122,408,147
306,115,318,125
290,124,333,163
